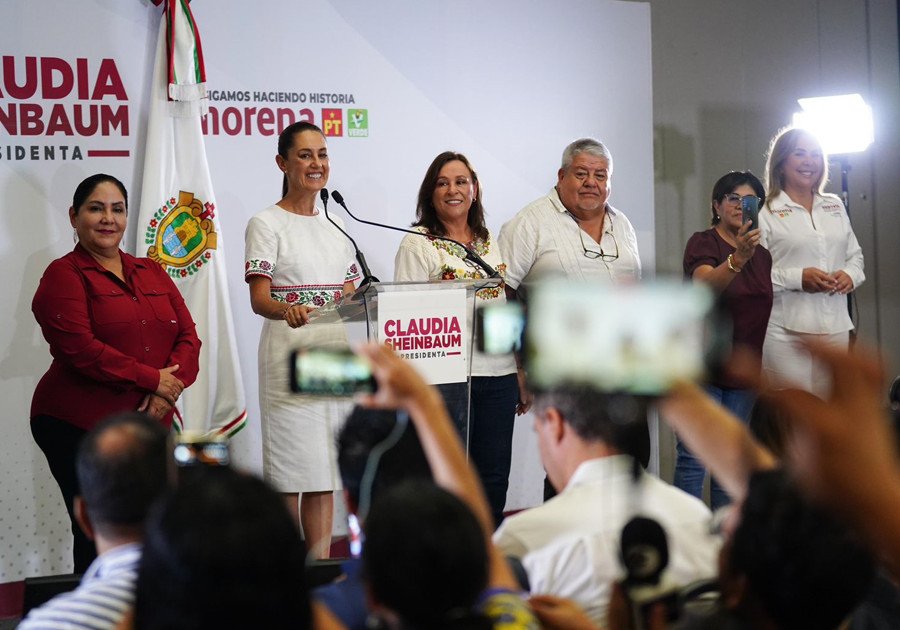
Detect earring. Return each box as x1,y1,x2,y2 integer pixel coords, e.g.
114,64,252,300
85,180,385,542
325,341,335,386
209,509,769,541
72,228,78,243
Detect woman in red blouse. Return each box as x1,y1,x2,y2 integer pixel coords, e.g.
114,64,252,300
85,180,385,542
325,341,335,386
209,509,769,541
31,173,201,571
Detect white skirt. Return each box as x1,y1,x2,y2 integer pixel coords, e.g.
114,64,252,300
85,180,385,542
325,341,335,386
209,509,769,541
257,317,351,493
762,322,849,398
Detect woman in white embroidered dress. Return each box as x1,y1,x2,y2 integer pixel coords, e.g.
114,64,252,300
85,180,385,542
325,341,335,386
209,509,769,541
759,127,864,396
244,121,359,558
394,151,530,527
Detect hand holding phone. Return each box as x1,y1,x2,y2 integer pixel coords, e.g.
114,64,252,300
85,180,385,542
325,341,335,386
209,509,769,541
289,348,376,396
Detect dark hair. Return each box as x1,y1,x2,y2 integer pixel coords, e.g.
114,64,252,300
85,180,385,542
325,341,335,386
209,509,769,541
76,412,169,532
71,173,128,214
363,481,491,630
709,170,765,226
134,468,311,629
414,151,488,242
533,387,649,459
277,121,325,197
747,395,791,460
728,470,875,629
337,407,432,514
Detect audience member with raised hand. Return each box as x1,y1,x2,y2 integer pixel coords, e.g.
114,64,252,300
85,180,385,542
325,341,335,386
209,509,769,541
314,407,433,629
657,370,876,630
770,341,900,578
661,380,778,504
355,342,540,629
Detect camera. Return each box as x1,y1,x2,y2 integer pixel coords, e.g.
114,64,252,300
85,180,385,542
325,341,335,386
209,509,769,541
289,348,376,396
475,301,524,354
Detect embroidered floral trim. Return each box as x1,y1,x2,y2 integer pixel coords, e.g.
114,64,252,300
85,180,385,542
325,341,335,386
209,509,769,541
345,263,360,282
270,284,344,306
437,263,507,300
245,258,274,280
427,233,490,259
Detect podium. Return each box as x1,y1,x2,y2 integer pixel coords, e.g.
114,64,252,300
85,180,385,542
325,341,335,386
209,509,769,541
306,278,502,451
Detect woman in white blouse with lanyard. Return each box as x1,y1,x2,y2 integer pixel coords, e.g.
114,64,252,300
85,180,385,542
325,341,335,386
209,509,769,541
759,127,864,396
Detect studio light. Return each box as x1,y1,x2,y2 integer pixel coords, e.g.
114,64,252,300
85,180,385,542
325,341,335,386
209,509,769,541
792,93,874,155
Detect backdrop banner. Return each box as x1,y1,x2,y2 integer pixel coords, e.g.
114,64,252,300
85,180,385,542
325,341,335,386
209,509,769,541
0,0,652,581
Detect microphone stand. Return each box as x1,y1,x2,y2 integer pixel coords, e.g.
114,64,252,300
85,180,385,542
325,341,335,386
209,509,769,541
330,190,500,279
320,188,380,288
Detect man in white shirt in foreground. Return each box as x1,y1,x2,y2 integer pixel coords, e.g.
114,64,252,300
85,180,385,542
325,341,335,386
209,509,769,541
493,387,719,626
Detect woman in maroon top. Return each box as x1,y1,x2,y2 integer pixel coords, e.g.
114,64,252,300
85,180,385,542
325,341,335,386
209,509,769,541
31,173,201,571
676,170,773,510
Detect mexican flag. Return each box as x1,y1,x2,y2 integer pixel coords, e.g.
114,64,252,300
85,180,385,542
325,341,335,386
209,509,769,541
137,0,246,437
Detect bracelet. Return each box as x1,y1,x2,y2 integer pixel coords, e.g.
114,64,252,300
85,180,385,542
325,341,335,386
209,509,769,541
727,253,742,273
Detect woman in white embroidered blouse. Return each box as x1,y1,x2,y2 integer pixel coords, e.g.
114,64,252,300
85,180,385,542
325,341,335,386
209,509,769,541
759,127,865,396
393,151,530,527
244,121,359,559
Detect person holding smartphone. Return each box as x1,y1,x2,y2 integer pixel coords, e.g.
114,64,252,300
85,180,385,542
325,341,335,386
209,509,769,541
393,150,526,528
759,127,865,397
678,170,772,509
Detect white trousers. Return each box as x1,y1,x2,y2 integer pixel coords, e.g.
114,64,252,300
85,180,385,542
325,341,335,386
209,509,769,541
762,322,849,398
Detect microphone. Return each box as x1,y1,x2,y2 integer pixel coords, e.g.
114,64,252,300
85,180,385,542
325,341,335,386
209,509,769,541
330,190,500,279
619,516,669,587
619,515,679,629
320,188,380,287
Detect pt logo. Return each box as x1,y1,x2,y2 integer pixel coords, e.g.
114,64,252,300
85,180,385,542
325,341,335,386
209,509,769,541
145,191,218,279
322,108,343,136
347,109,368,137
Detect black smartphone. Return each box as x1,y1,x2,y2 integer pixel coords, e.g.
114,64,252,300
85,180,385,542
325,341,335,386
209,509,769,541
475,302,524,354
289,348,376,396
741,195,760,231
524,281,730,396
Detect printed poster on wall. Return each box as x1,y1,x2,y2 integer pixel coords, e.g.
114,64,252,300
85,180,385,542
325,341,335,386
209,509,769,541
378,289,468,384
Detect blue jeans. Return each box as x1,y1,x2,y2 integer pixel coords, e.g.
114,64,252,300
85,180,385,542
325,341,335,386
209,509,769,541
437,374,519,527
673,386,755,510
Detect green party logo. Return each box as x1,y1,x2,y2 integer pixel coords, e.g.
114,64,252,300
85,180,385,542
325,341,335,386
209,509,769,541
347,109,368,137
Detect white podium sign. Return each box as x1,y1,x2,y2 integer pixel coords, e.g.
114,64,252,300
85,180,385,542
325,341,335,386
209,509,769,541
377,289,468,384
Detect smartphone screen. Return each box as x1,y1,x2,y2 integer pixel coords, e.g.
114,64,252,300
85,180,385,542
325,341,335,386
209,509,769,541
524,281,728,395
289,349,376,396
174,439,230,467
475,302,524,354
741,195,760,231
